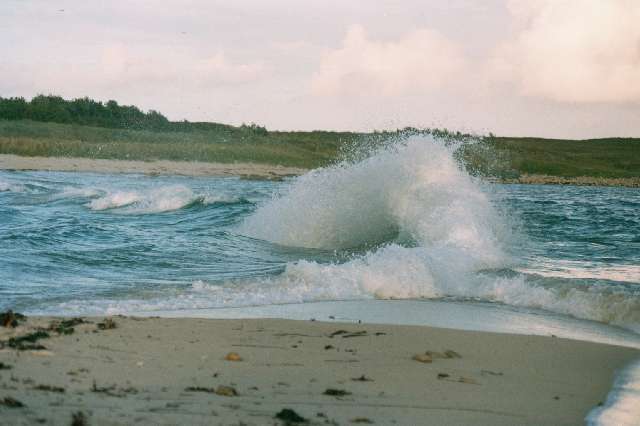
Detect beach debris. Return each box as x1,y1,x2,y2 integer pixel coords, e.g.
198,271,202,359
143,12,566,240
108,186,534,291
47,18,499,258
91,380,136,397
324,345,335,350
553,396,560,400
71,411,88,426
329,330,368,338
0,362,12,370
458,377,479,385
437,373,450,380
351,418,374,424
374,332,386,336
0,397,24,408
224,352,242,361
186,385,238,396
412,353,433,363
34,384,66,393
351,375,374,382
480,369,503,377
49,318,85,335
275,408,308,424
343,331,368,338
185,386,215,393
323,388,352,397
96,318,117,330
0,310,26,328
7,330,50,350
425,350,462,359
215,385,238,396
413,349,461,363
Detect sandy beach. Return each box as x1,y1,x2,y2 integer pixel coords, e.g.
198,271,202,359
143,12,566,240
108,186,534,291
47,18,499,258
0,154,306,180
1,315,637,425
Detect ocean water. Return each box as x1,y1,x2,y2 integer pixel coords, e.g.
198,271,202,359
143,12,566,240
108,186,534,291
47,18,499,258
1,137,639,422
1,138,638,332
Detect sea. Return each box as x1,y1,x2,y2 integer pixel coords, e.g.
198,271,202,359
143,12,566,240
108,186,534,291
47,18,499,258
1,137,639,424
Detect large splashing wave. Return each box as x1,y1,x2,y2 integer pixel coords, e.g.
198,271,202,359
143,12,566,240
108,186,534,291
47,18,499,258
237,136,640,331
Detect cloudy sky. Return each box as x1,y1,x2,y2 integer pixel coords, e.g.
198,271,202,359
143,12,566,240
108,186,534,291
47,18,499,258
2,0,639,138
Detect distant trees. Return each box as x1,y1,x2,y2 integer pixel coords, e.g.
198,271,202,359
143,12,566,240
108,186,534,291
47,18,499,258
0,94,274,136
0,95,171,131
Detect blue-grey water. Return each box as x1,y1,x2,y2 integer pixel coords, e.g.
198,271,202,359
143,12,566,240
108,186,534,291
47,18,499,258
1,141,639,335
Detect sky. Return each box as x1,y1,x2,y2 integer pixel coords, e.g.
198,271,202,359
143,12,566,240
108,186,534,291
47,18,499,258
1,0,639,138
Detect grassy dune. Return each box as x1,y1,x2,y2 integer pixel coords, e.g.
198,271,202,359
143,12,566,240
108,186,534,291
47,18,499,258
1,119,639,182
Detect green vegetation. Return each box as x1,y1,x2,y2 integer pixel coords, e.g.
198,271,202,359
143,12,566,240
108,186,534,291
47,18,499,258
1,95,639,178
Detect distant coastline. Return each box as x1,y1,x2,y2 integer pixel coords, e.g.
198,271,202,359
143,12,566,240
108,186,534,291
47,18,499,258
1,95,639,185
2,154,640,187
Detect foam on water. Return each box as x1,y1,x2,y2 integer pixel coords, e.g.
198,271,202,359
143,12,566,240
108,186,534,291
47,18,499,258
588,360,640,425
85,185,241,213
0,179,25,193
239,137,640,331
518,260,640,284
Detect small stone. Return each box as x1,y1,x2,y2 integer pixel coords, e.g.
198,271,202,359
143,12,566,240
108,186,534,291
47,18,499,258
412,353,432,363
275,408,307,423
351,375,373,382
71,411,88,426
215,385,238,396
351,418,374,424
1,397,24,408
224,352,242,361
323,388,351,397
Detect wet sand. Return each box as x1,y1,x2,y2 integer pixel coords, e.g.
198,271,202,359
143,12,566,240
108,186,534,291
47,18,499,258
0,154,306,179
0,315,637,425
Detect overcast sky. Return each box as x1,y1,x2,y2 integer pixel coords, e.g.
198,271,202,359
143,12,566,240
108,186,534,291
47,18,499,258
2,0,639,138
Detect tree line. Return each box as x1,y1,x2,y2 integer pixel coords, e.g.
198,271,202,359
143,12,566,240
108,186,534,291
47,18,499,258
0,94,269,135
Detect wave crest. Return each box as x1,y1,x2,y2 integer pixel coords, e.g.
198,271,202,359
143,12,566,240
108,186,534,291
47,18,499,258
238,136,640,331
87,185,242,213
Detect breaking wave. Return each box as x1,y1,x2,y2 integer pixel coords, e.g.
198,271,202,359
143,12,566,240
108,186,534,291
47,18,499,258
238,136,640,331
0,179,25,193
87,185,243,213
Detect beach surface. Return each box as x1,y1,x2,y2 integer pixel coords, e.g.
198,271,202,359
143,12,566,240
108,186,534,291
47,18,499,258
0,154,306,179
1,315,637,425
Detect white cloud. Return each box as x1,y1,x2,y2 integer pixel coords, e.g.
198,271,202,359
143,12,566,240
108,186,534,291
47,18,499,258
490,0,640,103
310,25,465,97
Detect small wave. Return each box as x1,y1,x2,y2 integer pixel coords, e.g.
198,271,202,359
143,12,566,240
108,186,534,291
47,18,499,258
0,180,25,193
88,190,142,211
56,186,103,199
86,185,242,214
518,260,640,285
203,194,244,204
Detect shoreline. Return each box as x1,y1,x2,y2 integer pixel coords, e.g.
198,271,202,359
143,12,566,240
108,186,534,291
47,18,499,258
1,315,637,425
2,154,639,187
0,154,306,180
501,174,640,188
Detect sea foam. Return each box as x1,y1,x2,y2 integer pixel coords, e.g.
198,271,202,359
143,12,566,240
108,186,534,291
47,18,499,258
238,136,640,331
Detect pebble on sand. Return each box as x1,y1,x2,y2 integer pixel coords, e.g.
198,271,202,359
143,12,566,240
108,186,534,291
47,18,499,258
224,352,242,361
412,353,433,363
